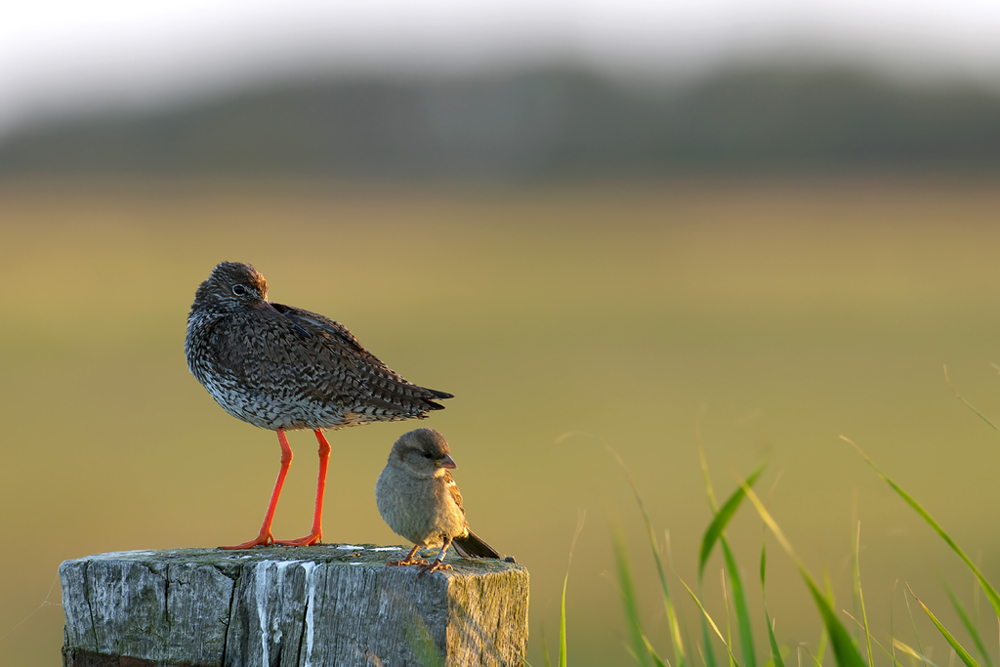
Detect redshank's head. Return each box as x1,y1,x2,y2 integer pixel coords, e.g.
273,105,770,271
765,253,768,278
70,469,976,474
191,262,270,315
390,428,457,478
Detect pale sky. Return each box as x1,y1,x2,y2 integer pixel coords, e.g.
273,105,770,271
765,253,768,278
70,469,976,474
1,0,999,133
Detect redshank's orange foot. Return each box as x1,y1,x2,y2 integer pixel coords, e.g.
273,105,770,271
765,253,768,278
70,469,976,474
219,533,274,550
273,533,322,547
386,556,429,568
417,561,452,578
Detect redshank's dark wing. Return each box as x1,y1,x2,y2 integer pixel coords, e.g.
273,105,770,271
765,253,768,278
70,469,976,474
242,301,451,416
270,303,369,355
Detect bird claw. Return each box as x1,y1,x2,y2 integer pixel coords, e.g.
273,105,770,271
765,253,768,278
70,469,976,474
218,530,323,550
417,561,452,578
219,532,275,550
385,557,429,568
273,532,322,547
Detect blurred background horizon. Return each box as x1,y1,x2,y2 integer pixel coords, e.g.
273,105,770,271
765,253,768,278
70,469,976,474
1,0,1000,177
3,2,1000,666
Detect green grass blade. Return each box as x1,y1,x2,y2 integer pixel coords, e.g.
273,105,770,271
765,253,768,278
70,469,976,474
759,533,766,590
972,558,982,631
722,538,757,667
894,639,941,667
818,573,834,667
815,631,828,667
804,574,867,667
698,436,718,510
543,644,553,667
696,636,711,667
800,644,827,667
541,626,553,667
699,463,767,579
843,609,906,667
907,584,982,667
891,580,898,667
760,538,787,667
610,446,687,667
560,573,569,667
944,365,1000,432
643,635,671,667
677,576,743,667
666,592,686,667
703,608,720,667
765,620,785,667
844,437,1000,619
852,523,874,667
741,481,867,667
943,579,994,667
722,569,736,667
612,527,654,667
904,587,931,667
555,509,584,667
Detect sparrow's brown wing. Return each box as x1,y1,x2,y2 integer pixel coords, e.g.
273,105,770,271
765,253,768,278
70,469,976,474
441,472,501,560
453,531,501,559
443,470,466,517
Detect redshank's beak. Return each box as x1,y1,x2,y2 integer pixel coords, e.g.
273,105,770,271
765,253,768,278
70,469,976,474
438,455,457,469
258,300,281,314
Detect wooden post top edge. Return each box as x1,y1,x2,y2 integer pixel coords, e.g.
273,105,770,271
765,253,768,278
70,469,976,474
59,544,526,577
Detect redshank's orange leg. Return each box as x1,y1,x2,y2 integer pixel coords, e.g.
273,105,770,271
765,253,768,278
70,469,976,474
274,430,330,546
220,429,293,549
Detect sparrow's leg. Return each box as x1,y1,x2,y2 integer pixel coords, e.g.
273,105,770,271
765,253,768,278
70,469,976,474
220,429,293,549
275,430,331,546
386,545,429,567
418,538,454,577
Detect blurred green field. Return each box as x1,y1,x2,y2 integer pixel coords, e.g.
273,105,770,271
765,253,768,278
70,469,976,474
2,176,1000,666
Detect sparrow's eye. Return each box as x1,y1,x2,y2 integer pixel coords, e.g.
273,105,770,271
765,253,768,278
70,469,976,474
232,285,247,296
423,452,433,459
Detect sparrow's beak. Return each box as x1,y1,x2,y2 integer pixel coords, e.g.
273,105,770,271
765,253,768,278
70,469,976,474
438,455,457,469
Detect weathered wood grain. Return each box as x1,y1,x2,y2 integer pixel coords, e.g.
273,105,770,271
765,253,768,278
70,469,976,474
60,545,528,667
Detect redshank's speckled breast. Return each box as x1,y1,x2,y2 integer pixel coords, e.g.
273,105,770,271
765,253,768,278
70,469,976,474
185,262,451,431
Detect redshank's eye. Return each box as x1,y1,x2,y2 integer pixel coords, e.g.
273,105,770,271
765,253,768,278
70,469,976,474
232,285,247,296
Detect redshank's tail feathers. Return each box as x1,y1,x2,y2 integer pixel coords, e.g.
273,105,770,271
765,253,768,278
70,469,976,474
453,530,501,559
422,387,453,410
428,388,454,400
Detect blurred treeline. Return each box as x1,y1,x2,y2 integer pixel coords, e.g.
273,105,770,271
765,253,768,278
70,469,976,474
1,65,999,178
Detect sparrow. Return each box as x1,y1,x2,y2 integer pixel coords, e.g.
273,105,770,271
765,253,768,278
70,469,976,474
375,428,501,576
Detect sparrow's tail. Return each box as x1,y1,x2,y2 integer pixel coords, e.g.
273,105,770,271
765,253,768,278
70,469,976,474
453,530,501,560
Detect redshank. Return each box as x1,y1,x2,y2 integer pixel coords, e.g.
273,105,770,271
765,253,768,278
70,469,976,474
185,261,452,549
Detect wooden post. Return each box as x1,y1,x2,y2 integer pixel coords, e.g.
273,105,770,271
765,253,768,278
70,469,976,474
60,545,528,667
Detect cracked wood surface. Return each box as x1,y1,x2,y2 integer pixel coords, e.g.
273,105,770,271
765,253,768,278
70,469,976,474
59,545,528,667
